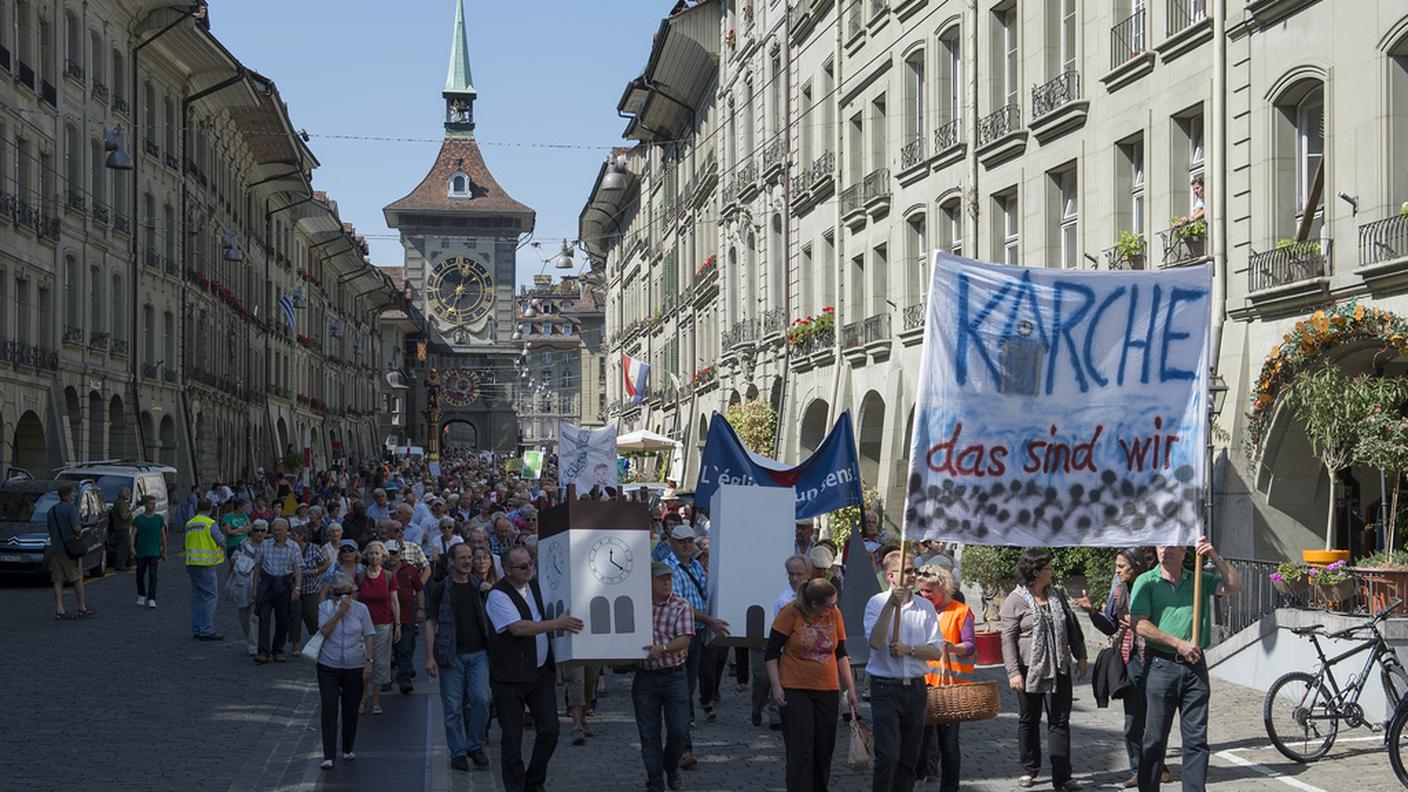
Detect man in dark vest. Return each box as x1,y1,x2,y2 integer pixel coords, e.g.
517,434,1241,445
486,545,582,792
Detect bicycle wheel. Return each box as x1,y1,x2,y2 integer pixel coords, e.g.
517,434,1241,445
1389,704,1408,788
1384,662,1408,712
1264,671,1339,762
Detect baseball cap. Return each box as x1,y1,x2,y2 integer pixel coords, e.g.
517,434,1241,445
668,525,695,541
385,540,401,553
651,560,674,577
808,545,836,571
339,539,359,550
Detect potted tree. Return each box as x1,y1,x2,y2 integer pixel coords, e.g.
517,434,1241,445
1284,367,1381,564
960,545,1022,666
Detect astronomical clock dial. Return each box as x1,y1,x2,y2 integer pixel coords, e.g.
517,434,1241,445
443,369,480,406
587,536,633,585
427,253,493,330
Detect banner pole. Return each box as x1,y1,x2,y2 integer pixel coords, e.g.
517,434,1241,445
894,515,908,683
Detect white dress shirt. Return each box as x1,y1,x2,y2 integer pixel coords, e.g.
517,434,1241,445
862,591,942,680
773,585,796,618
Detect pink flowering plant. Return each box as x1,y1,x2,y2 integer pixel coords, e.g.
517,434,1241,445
1269,560,1308,584
1306,560,1352,587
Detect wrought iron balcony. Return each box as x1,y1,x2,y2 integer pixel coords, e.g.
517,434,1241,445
1358,214,1408,268
900,133,925,170
164,255,179,277
1032,69,1081,120
92,202,109,224
41,80,56,107
934,118,961,153
89,330,109,351
143,138,160,158
902,301,926,331
790,172,807,198
142,363,159,380
737,160,758,189
63,58,84,82
113,96,129,116
164,152,179,170
1103,237,1148,270
163,368,177,384
114,213,131,235
842,312,891,349
66,189,85,214
144,247,161,270
977,104,1021,147
17,61,34,91
722,317,758,349
63,324,84,344
722,178,738,207
0,191,13,221
0,337,59,370
1168,0,1208,36
761,307,788,338
1158,225,1208,267
1249,239,1332,293
762,138,787,175
111,338,128,356
862,168,891,205
810,150,835,187
91,80,108,103
1111,8,1147,71
840,183,863,216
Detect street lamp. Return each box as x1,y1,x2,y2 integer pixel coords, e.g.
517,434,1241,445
522,301,538,319
554,239,575,270
103,126,134,171
1209,373,1229,418
600,154,630,192
511,325,523,341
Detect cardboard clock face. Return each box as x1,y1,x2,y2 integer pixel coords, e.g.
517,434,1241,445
427,253,494,330
544,542,567,592
587,536,633,585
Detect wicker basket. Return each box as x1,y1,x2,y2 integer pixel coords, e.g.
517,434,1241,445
924,651,1001,725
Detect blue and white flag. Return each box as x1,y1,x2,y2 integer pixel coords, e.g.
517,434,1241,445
279,294,297,331
904,253,1212,547
694,411,863,519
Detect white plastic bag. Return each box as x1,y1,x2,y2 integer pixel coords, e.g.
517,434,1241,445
846,717,873,770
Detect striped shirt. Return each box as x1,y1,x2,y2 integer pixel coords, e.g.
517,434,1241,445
644,594,694,671
298,544,327,595
254,538,301,577
663,553,708,628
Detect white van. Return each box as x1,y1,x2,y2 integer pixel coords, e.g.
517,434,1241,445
55,460,176,520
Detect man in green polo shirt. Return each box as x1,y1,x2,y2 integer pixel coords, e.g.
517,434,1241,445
1128,536,1243,792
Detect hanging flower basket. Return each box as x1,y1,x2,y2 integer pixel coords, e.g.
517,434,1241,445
1271,576,1312,600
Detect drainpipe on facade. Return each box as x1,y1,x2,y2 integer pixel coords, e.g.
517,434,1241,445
1209,0,1228,547
773,8,793,461
826,0,845,431
966,0,980,252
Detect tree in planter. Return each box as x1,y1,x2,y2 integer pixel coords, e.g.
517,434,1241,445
1113,231,1146,268
960,545,1023,622
725,399,777,456
1354,379,1408,557
1284,366,1384,551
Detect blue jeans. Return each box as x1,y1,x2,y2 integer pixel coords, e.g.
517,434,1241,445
632,667,689,792
187,565,218,637
439,650,490,757
1139,654,1210,792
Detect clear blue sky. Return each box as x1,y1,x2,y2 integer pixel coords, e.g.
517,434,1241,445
212,0,664,287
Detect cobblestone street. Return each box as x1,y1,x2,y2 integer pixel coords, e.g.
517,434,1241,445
3,559,1402,792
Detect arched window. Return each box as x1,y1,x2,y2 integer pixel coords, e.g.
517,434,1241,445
448,172,469,197
1271,77,1326,239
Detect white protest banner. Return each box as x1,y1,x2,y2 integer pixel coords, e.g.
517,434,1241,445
559,422,619,495
904,253,1212,547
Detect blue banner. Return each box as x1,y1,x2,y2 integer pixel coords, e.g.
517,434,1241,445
694,411,864,519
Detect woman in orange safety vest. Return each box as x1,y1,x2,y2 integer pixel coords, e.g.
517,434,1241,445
915,564,975,792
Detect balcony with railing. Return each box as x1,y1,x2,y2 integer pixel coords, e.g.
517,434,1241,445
88,330,109,352
737,160,760,198
1103,235,1148,270
92,202,109,224
1110,8,1148,72
17,61,35,91
91,80,108,103
142,363,159,380
63,324,84,345
900,132,925,171
66,189,86,215
0,337,59,370
114,213,131,235
1030,69,1085,140
840,182,863,219
861,167,891,214
933,117,962,156
1248,239,1332,295
842,312,892,355
63,58,84,83
761,138,787,180
1358,213,1408,271
761,307,788,340
143,138,160,159
1158,225,1208,267
976,103,1024,162
902,301,926,332
722,317,758,350
113,95,129,116
810,150,835,191
164,367,177,384
40,80,56,106
1168,0,1208,37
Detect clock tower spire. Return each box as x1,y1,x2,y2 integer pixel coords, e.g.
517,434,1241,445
443,0,477,136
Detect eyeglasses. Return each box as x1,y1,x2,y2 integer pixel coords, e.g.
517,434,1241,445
506,562,533,571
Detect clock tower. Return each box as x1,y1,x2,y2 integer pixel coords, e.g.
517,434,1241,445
384,0,534,452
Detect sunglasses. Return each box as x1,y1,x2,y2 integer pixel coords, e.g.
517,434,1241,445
506,562,533,571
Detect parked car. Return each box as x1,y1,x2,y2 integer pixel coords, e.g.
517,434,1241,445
0,479,111,578
55,460,175,562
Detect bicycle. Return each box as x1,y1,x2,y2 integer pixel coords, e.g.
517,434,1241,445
1390,683,1408,787
1263,598,1408,762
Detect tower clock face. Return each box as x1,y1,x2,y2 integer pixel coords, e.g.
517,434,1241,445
427,253,494,330
587,536,633,585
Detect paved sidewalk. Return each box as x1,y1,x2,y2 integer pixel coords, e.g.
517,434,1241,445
4,561,1402,792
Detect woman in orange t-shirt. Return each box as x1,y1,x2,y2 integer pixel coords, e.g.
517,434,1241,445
766,578,860,792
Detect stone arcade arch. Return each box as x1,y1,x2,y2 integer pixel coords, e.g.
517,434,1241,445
11,411,47,473
799,399,830,458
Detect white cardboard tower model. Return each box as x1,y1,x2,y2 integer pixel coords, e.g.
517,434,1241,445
708,484,796,647
537,499,652,664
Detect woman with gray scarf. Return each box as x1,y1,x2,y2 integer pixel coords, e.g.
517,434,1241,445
1000,548,1088,791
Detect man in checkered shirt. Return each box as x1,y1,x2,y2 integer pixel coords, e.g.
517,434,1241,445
660,525,730,769
633,561,695,792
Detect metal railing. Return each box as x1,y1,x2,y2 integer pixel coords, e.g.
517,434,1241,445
66,189,85,214
142,363,159,380
1158,226,1207,267
88,331,109,351
737,160,758,190
848,0,864,39
842,312,891,349
1211,557,1303,645
91,80,108,103
900,133,925,169
1032,69,1081,120
1168,0,1208,37
163,368,177,384
977,103,1021,147
113,96,129,116
92,202,110,224
40,80,56,106
143,138,160,158
862,168,891,204
762,138,787,174
790,172,807,198
810,150,835,186
1103,237,1147,270
1111,8,1147,70
840,183,863,216
1359,214,1408,268
64,58,84,82
114,213,130,235
0,337,59,370
17,61,34,91
1249,239,1332,292
934,117,961,152
723,317,758,349
902,302,925,331
111,338,128,356
63,325,84,344
761,307,788,338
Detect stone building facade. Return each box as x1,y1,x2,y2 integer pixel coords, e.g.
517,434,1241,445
583,0,1408,556
0,1,403,488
